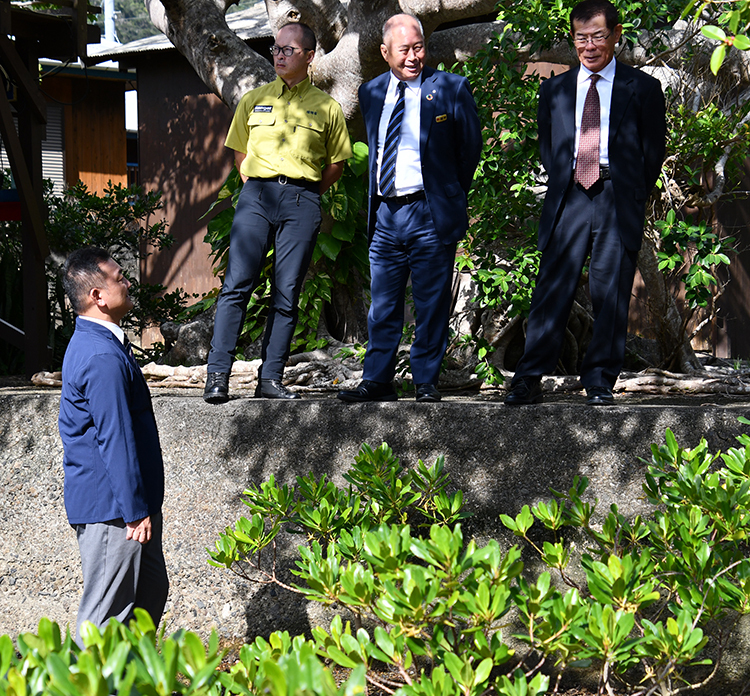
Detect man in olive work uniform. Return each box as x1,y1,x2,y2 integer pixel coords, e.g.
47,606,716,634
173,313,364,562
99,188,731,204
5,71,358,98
204,22,351,403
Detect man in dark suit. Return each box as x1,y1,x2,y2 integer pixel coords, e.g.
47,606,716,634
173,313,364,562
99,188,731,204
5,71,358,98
505,0,666,406
59,247,168,643
338,13,482,403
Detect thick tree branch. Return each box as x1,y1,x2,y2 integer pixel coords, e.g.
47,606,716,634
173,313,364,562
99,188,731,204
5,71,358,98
404,0,499,33
428,20,503,66
262,0,348,53
146,0,275,109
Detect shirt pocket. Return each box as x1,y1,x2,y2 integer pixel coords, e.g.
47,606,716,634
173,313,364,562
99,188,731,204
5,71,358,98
246,113,278,156
292,118,325,161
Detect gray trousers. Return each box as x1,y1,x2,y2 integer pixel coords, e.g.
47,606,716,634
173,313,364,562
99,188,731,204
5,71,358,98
75,513,168,643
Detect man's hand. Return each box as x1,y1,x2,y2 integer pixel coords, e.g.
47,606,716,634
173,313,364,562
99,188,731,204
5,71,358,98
234,150,249,183
126,516,152,544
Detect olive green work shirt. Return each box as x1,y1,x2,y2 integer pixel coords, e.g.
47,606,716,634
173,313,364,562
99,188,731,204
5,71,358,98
225,76,352,182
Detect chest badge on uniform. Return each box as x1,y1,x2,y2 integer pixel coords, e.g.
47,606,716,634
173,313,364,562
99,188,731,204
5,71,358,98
436,114,447,122
426,93,434,101
254,105,273,113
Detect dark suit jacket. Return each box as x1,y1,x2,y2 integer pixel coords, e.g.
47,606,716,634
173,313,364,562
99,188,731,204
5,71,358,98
359,66,482,245
537,60,666,252
59,318,164,525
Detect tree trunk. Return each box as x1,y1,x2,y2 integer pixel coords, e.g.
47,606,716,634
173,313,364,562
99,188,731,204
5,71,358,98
636,232,703,373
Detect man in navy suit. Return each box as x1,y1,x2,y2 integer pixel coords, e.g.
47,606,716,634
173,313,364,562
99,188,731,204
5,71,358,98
338,13,482,403
59,247,168,643
505,0,666,406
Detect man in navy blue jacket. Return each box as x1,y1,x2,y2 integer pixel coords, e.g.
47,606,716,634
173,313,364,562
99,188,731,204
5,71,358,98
338,13,482,403
59,247,168,642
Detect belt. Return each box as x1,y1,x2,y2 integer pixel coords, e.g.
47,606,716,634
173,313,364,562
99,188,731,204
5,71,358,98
573,165,611,185
378,190,426,205
248,176,319,192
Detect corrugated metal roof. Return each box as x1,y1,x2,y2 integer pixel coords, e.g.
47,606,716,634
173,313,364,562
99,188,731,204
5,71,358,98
88,3,271,59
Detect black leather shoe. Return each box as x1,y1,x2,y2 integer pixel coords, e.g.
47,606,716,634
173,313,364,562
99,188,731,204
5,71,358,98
415,384,441,402
586,387,614,406
255,379,300,400
337,380,397,403
204,372,229,404
504,378,542,405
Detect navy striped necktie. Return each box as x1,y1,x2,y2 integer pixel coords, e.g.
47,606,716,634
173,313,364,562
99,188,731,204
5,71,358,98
379,81,406,197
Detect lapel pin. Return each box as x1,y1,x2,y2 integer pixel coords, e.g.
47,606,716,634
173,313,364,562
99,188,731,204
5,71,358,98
426,93,434,101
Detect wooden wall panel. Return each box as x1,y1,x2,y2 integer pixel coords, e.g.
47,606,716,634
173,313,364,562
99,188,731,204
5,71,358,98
136,52,234,322
42,75,127,193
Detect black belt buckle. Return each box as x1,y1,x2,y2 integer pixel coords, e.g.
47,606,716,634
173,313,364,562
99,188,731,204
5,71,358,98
278,175,289,185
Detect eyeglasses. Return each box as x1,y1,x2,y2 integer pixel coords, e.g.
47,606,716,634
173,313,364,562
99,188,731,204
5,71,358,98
573,32,612,46
270,45,312,57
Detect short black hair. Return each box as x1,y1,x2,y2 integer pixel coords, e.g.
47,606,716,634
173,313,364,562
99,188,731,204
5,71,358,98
569,0,619,33
62,247,111,315
279,22,316,52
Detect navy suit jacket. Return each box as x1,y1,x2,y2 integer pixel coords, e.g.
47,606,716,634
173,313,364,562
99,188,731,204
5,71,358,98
359,66,482,245
537,60,666,252
59,318,164,525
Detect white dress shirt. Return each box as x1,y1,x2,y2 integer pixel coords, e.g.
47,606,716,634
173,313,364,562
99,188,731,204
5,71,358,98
376,71,424,196
574,56,616,167
78,315,126,344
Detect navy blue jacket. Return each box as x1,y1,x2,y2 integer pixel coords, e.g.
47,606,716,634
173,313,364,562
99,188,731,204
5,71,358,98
537,61,666,252
359,66,483,245
59,318,164,525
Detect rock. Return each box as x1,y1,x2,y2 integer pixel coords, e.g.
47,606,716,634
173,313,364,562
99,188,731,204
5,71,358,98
160,305,216,367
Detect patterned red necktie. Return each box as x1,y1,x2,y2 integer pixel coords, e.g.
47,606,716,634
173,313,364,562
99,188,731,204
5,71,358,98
575,74,601,190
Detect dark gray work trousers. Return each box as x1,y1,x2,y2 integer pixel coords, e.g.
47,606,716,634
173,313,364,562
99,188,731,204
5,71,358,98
207,178,322,379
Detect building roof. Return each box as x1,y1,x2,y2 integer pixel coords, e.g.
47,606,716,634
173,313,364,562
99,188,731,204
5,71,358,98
88,2,271,60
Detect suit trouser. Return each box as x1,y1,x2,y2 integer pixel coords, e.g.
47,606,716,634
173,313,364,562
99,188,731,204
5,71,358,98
207,179,322,379
75,513,168,645
512,179,638,390
363,196,456,385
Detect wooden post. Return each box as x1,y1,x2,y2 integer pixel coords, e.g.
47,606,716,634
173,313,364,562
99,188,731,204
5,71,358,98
16,37,51,377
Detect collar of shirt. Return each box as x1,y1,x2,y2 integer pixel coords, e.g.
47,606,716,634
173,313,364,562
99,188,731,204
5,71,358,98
272,75,312,100
78,315,126,344
376,71,424,196
574,56,616,166
577,55,616,86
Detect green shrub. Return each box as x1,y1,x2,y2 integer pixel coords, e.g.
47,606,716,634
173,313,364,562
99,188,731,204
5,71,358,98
0,177,189,371
4,431,750,696
211,433,750,695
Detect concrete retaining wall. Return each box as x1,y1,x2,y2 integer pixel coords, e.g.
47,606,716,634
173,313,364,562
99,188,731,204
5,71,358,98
1,387,748,688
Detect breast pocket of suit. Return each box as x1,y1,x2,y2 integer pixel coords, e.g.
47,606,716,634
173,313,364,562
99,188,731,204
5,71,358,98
246,113,279,157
